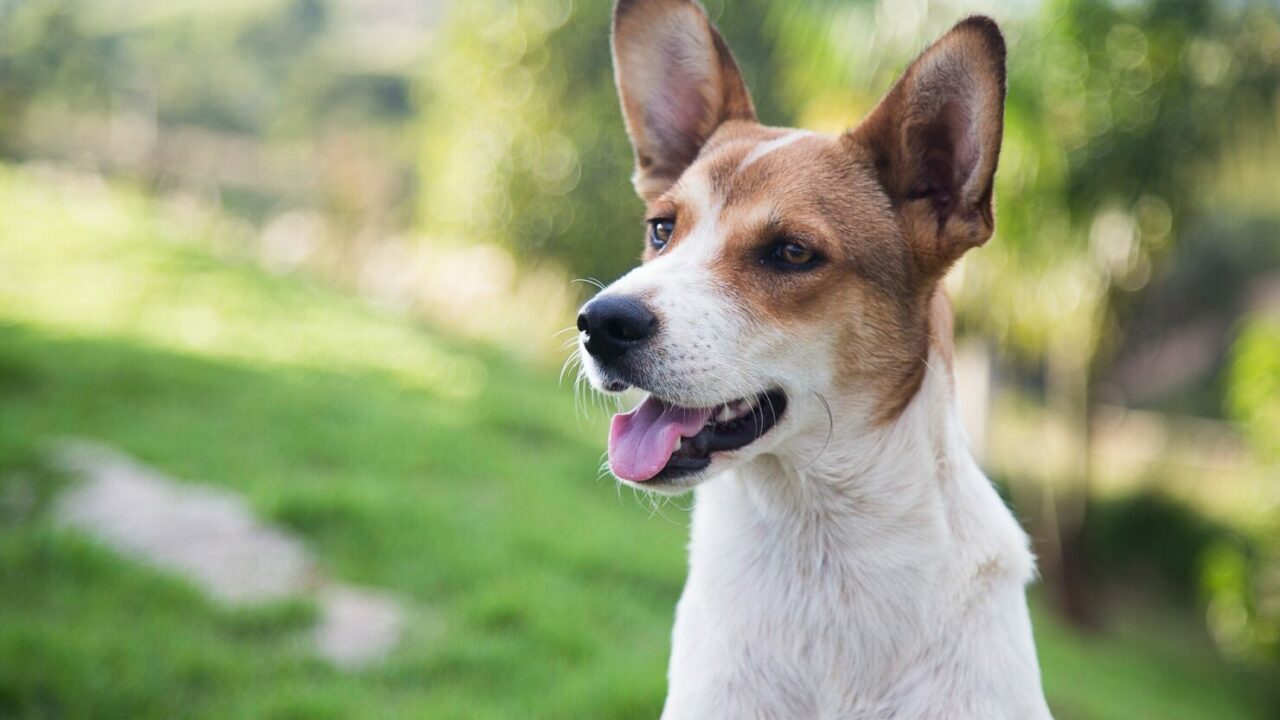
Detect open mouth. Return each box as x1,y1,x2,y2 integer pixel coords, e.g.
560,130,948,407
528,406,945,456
607,390,787,484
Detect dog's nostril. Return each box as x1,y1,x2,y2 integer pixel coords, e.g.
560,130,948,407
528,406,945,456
576,312,589,334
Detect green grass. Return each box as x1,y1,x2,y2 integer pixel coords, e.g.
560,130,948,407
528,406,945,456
0,164,1265,718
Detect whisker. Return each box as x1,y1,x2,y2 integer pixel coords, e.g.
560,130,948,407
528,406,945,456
574,369,591,421
752,386,773,438
558,349,581,386
647,491,689,526
571,277,607,291
797,391,835,472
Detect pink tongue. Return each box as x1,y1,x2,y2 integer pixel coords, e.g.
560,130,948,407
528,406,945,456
609,396,714,482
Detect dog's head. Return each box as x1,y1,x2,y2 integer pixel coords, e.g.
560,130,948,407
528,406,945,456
578,0,1006,493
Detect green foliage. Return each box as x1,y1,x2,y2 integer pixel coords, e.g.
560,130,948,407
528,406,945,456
1211,316,1280,711
1074,488,1280,714
959,0,1280,359
1083,492,1229,595
414,0,844,285
1229,317,1280,461
0,0,402,139
1200,536,1280,665
0,0,116,147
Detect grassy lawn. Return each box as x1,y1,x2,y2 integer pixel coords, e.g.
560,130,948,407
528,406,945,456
0,164,1264,718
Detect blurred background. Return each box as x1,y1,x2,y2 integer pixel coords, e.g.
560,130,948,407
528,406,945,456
0,0,1277,717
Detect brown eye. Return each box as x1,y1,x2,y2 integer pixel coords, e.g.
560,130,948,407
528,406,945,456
765,240,820,270
649,219,674,250
779,242,813,264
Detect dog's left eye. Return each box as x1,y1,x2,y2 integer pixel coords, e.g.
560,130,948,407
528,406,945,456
765,240,820,270
649,219,675,250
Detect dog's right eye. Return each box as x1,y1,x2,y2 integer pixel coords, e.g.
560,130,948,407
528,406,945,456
762,238,824,272
649,219,675,251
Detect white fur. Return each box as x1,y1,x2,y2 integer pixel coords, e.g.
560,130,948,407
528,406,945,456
661,358,1052,718
736,130,814,173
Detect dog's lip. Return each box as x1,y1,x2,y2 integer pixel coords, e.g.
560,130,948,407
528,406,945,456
646,388,787,483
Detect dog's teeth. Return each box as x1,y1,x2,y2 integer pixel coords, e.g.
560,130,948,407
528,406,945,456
707,398,765,426
675,438,683,451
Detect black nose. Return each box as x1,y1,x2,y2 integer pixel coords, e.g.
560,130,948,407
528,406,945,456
578,295,658,362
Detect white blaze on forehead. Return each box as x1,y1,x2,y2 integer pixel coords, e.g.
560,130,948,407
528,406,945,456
736,131,814,173
678,165,721,219
666,165,726,261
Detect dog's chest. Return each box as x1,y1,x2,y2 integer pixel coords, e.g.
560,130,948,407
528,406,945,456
666,490,951,714
676,538,937,662
665,565,941,720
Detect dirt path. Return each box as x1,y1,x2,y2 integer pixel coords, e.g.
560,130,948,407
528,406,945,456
52,439,404,669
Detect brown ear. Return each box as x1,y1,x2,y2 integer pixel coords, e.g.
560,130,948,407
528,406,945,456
612,0,756,201
850,16,1006,275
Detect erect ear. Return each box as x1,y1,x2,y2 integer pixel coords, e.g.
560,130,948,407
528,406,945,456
850,16,1006,275
612,0,756,201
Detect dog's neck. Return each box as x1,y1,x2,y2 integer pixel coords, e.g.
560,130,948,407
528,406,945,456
700,349,1026,547
684,350,1035,676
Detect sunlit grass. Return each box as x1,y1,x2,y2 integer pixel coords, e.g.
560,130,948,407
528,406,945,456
0,163,1265,718
0,166,484,399
1034,592,1262,720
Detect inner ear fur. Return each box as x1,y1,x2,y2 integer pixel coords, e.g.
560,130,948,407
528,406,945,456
849,16,1007,277
612,0,756,201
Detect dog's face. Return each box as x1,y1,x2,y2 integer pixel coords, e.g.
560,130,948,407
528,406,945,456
579,1,1006,493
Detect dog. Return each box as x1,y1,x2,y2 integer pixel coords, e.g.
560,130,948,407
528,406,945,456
575,2,1054,717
